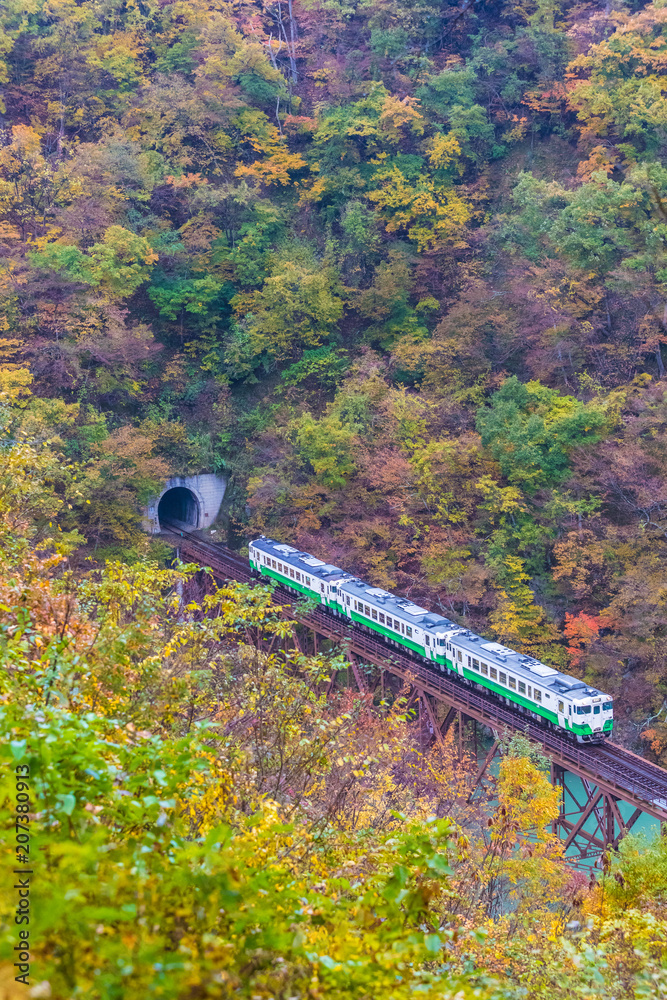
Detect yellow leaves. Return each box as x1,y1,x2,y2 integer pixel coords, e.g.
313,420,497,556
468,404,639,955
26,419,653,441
235,145,307,187
378,94,424,144
233,109,306,187
367,165,470,251
86,31,147,90
426,132,461,170
476,476,527,516
498,756,561,835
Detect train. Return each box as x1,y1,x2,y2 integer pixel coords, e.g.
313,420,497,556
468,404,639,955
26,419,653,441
249,536,613,743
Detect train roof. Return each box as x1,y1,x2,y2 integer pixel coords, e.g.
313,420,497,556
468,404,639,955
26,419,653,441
251,536,348,581
339,576,456,629
448,628,603,698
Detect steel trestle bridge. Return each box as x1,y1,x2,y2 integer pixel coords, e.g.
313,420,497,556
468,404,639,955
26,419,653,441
163,522,667,862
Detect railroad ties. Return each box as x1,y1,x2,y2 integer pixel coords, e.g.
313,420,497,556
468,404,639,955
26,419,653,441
162,522,667,865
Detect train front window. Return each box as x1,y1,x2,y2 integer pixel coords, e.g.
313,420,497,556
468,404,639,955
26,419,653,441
594,705,600,714
603,702,613,711
577,705,591,715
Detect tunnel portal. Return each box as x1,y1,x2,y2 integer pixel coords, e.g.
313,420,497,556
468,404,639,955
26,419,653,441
158,486,200,529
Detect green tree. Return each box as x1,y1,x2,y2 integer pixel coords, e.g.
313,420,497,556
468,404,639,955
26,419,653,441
476,376,607,492
232,260,344,364
294,411,358,488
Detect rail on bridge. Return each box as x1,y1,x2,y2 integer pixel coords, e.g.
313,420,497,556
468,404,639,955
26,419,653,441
163,523,667,865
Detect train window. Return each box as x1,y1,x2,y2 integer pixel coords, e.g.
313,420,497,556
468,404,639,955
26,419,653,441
346,596,350,605
490,667,497,680
277,563,282,572
509,677,517,690
594,705,600,714
481,663,488,676
438,638,446,646
290,568,295,578
527,686,532,698
272,560,277,569
365,605,370,616
379,613,385,624
472,659,480,671
424,634,429,645
603,702,613,711
458,650,462,661
406,626,412,638
372,608,378,620
296,572,301,582
394,620,400,629
499,672,506,685
518,682,526,694
534,690,542,702
577,706,591,715
558,701,564,713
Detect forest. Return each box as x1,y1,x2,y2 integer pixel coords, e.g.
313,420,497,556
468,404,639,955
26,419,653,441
3,0,667,994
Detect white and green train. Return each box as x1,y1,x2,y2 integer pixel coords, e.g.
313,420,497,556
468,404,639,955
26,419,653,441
249,536,613,743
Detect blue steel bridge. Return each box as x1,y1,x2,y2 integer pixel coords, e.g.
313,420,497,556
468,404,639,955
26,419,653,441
164,522,667,864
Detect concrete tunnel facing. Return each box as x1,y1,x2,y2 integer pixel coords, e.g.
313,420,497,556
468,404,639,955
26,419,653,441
143,474,228,535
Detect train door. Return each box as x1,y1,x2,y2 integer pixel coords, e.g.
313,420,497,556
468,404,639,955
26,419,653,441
557,699,566,730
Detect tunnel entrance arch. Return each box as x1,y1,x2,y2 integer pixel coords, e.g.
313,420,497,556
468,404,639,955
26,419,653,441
158,486,202,530
143,474,228,534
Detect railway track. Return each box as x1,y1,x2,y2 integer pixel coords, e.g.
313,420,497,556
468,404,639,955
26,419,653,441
163,521,667,822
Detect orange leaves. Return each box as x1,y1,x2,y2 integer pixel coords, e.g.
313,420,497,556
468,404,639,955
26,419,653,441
233,110,307,187
522,81,569,115
563,611,601,666
576,144,616,181
235,145,307,186
552,530,605,600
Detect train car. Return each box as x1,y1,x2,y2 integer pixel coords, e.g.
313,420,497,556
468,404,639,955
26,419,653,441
248,536,613,743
